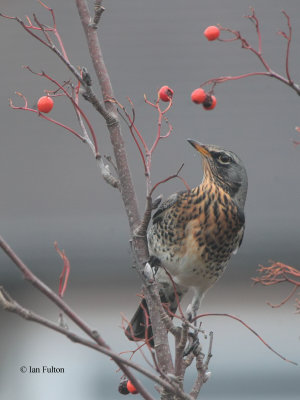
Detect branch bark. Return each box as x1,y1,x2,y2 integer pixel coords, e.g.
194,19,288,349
76,0,141,233
75,0,174,378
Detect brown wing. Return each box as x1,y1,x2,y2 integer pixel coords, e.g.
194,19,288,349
152,190,186,224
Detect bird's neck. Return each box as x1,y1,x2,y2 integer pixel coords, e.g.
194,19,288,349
200,173,245,210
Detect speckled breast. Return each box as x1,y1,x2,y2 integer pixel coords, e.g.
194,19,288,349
147,183,245,284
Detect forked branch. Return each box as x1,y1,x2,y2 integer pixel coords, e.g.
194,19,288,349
200,9,300,96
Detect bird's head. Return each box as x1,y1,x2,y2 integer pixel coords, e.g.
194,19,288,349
187,139,248,208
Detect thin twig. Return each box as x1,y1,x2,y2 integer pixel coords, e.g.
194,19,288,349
25,67,100,157
193,312,297,366
150,164,190,197
266,285,298,309
0,9,111,120
280,11,293,84
10,92,86,142
202,10,300,96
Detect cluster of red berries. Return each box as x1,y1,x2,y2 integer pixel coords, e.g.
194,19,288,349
158,85,217,111
157,26,220,110
38,27,220,115
191,88,217,110
118,379,139,395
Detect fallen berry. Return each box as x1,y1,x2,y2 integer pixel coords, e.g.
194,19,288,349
37,96,54,113
203,95,217,110
158,85,174,102
127,381,138,395
204,26,220,41
191,88,206,104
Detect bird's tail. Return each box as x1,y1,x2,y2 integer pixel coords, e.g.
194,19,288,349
125,298,155,347
125,272,188,347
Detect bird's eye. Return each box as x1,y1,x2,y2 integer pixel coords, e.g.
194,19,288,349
218,154,231,164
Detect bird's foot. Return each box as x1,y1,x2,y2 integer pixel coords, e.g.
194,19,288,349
149,256,161,273
186,303,193,322
186,303,198,326
143,262,155,281
144,256,162,281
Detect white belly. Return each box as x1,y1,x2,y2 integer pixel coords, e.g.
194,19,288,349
151,248,224,292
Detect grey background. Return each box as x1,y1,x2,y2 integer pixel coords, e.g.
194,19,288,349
1,0,299,399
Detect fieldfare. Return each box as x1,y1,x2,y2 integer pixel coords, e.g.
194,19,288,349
126,139,248,346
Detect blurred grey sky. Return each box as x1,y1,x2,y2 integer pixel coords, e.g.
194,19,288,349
1,0,300,399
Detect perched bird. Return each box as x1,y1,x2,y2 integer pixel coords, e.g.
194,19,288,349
126,139,248,346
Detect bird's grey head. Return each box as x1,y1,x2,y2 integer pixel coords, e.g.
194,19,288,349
187,139,248,209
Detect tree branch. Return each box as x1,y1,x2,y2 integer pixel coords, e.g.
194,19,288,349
0,235,155,400
76,0,141,233
0,286,187,398
75,0,175,378
193,312,297,366
201,10,300,96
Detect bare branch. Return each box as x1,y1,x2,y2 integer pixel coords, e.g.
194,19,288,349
76,0,141,234
279,11,293,84
76,1,178,381
0,286,184,399
201,10,300,96
150,164,191,197
267,285,298,309
54,242,71,297
10,91,86,143
0,236,154,399
0,7,112,122
24,67,100,157
0,238,196,399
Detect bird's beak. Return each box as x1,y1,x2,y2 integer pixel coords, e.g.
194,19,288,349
187,139,211,158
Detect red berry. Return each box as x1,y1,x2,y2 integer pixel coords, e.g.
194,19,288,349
158,85,174,102
127,381,138,395
191,88,206,104
204,26,220,41
37,96,54,113
203,95,217,110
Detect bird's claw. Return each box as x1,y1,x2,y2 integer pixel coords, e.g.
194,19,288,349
186,303,193,322
143,262,155,281
186,303,198,326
